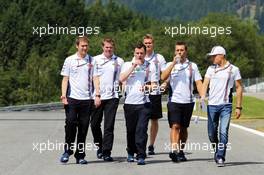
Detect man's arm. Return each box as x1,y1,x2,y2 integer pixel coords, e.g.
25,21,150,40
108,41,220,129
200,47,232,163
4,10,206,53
119,64,137,83
61,76,69,104
201,77,210,100
235,79,243,119
161,62,175,81
93,76,101,108
195,80,203,97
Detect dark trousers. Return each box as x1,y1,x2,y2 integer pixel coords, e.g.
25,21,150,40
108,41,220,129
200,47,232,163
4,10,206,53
64,98,94,159
90,98,119,156
123,103,151,159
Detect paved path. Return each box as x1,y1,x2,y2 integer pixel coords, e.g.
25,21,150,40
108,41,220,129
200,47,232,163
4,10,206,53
0,107,263,175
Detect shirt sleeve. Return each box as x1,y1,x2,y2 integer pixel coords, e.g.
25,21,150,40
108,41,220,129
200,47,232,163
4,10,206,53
60,58,70,76
234,67,242,81
93,58,105,77
121,62,130,74
205,67,213,79
159,54,167,72
149,62,158,82
193,63,202,81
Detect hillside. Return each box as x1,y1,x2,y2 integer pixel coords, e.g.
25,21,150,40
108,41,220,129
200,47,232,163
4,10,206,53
86,0,264,33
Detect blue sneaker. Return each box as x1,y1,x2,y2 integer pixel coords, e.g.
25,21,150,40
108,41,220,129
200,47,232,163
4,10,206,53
137,158,145,165
76,159,88,164
216,158,225,167
127,154,134,162
60,152,69,163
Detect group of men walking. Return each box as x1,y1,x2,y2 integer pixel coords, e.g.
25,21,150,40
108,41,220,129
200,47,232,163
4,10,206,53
59,34,243,167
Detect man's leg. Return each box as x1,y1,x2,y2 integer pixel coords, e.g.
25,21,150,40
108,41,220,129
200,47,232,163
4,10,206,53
149,119,158,154
178,102,194,161
102,98,119,160
124,104,138,158
170,123,181,152
148,95,162,155
207,105,220,163
74,100,93,163
218,104,232,162
60,103,78,163
90,102,104,158
167,101,182,162
135,103,150,165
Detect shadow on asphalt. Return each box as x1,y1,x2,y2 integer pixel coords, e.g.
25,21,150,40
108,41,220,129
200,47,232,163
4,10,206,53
224,161,264,167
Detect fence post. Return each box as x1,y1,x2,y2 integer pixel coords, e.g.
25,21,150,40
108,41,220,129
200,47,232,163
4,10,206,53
256,77,258,93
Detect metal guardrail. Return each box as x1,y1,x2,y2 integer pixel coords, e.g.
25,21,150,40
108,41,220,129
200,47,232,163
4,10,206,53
0,95,192,112
0,102,64,112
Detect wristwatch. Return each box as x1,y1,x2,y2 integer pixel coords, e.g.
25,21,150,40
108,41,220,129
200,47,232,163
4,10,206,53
236,107,242,110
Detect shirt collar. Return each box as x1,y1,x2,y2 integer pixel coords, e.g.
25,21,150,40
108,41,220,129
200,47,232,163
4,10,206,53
75,53,89,60
101,53,116,60
145,51,155,61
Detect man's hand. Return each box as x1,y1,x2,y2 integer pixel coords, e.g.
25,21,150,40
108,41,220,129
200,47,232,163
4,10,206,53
235,108,241,119
94,96,101,108
172,55,180,65
61,96,68,105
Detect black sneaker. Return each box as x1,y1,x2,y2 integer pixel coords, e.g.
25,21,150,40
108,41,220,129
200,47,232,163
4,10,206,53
169,152,179,162
76,159,88,164
103,156,113,162
216,158,225,167
178,151,187,161
97,149,103,159
148,145,155,155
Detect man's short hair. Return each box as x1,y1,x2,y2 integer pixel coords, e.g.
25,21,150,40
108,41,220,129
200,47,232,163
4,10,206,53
143,34,154,41
102,37,115,47
134,42,146,52
76,36,89,45
176,41,188,50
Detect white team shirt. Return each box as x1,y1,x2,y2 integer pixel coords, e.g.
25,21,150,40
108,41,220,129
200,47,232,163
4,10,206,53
145,52,167,95
205,62,241,105
61,53,94,100
167,59,202,103
121,60,157,104
93,54,124,100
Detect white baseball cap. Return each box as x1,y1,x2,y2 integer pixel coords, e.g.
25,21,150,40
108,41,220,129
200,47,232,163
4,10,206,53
207,46,226,56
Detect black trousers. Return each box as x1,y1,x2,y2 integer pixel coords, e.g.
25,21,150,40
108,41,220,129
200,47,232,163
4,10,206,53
64,98,94,159
123,103,151,159
90,98,119,156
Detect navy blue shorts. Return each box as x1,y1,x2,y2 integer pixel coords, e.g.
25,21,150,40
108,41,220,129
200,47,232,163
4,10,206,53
167,102,195,128
149,95,163,119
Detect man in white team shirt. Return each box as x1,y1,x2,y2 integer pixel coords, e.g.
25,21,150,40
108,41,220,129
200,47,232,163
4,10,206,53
161,41,202,162
143,34,167,155
91,38,124,161
60,36,94,164
201,46,243,167
120,42,157,165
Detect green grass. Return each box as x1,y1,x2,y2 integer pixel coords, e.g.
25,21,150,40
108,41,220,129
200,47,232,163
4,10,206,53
164,96,264,119
234,96,264,119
